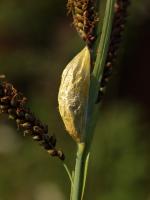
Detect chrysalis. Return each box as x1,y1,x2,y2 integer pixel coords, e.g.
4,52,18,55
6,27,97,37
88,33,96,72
58,47,90,143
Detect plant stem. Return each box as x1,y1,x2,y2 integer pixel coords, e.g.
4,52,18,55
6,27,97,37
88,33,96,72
71,143,89,200
63,163,74,186
71,1,116,199
90,0,116,111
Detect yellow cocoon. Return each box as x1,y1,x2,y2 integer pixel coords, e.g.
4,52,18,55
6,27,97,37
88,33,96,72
58,46,90,143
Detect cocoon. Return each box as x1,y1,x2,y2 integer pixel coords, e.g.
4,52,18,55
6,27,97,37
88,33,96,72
58,47,90,143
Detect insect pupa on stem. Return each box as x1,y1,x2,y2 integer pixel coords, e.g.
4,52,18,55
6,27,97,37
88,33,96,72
58,46,91,143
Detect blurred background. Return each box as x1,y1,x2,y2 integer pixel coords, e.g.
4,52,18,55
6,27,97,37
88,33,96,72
0,0,150,199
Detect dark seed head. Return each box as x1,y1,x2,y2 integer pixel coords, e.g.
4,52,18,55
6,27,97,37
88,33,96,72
0,79,64,160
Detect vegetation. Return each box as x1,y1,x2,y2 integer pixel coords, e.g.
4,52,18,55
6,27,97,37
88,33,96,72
0,0,150,200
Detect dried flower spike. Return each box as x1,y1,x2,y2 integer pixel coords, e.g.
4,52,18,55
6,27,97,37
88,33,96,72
67,0,98,46
0,78,65,160
58,46,90,143
96,0,130,103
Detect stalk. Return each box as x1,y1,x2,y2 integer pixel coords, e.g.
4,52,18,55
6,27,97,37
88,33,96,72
71,0,116,199
71,143,90,200
89,0,116,114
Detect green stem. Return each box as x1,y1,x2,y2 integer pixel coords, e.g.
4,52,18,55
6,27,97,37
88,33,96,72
90,0,116,112
70,1,116,200
71,143,89,200
86,0,116,150
63,162,74,186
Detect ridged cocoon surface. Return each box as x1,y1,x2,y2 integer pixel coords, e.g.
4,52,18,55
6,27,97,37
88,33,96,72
58,47,90,143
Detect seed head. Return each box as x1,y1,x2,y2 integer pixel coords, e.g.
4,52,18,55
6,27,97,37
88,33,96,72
67,0,98,47
0,78,65,160
96,0,130,103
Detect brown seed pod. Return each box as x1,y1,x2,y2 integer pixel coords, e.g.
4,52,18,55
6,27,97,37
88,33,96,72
58,46,90,143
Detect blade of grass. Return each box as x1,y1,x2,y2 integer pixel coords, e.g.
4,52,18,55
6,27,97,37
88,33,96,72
89,0,116,110
86,0,116,143
63,162,74,186
81,152,90,200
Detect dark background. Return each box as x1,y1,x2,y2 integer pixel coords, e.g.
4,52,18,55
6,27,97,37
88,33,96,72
0,0,150,199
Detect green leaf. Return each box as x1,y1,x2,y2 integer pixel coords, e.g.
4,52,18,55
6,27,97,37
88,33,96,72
81,152,90,200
